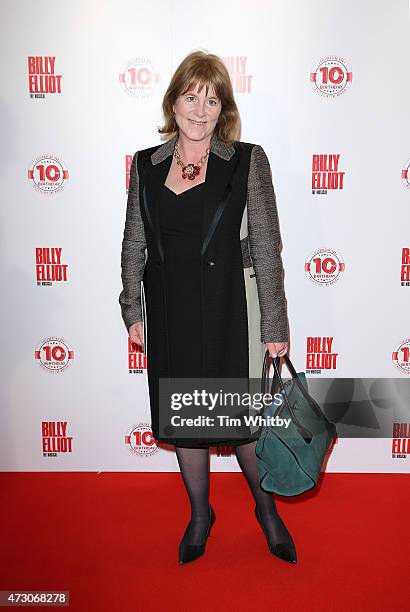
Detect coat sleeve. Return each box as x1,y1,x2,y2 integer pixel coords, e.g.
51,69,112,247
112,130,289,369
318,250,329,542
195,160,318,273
118,151,147,332
246,144,289,343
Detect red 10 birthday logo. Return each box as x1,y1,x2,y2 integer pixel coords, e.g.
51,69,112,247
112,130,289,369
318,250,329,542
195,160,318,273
125,423,159,457
310,55,352,98
305,248,345,286
28,155,69,195
35,337,74,373
119,57,160,98
401,158,410,190
392,339,410,375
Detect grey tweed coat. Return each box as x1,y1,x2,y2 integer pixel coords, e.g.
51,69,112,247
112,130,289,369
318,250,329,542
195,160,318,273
119,132,289,441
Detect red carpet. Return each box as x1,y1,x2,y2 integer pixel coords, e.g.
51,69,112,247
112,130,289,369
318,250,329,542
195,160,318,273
0,472,408,611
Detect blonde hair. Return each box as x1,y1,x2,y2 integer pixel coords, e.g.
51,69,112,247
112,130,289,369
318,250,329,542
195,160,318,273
158,50,241,143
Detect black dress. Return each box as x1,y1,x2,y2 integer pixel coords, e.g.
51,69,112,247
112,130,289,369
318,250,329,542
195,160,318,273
158,181,255,449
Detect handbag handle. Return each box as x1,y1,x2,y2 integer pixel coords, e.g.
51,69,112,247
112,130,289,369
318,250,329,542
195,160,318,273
262,350,319,442
262,350,327,421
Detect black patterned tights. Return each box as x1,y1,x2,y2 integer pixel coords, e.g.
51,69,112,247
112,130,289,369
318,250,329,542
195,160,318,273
175,440,289,546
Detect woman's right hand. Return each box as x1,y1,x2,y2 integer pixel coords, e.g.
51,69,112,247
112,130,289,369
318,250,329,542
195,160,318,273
129,321,144,350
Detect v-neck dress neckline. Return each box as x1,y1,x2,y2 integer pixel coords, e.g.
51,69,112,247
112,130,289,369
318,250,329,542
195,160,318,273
163,182,205,197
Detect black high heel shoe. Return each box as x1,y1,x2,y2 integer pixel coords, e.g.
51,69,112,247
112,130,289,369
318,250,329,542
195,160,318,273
254,505,297,565
179,505,216,565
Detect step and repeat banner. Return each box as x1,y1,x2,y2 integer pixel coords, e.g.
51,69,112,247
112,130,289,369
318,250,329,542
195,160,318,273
1,0,409,472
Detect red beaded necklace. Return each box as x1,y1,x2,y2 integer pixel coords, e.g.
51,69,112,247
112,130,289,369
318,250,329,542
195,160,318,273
173,140,210,180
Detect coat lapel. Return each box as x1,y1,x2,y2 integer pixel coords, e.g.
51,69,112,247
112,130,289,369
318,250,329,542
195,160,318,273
142,153,172,262
142,133,239,262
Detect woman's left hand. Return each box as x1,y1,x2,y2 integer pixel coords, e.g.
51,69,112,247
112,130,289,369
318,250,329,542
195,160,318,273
265,341,289,358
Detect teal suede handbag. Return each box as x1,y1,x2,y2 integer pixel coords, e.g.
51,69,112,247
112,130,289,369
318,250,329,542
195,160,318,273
255,350,337,496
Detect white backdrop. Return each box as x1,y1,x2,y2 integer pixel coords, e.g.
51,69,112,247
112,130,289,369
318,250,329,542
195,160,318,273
1,0,409,472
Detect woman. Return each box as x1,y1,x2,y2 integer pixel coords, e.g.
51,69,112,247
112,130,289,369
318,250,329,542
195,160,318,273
119,50,296,565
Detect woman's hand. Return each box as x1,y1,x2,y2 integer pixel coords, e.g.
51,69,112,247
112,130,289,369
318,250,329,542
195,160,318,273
265,341,288,358
129,321,144,350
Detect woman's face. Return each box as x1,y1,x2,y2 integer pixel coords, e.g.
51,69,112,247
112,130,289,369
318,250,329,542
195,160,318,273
172,82,222,143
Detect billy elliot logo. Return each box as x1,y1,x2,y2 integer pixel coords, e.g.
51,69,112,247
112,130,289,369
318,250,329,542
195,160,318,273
35,337,74,373
391,422,410,459
42,421,73,457
306,337,338,373
401,248,410,286
220,56,253,94
36,248,68,285
391,339,410,375
401,159,410,190
28,56,62,97
312,154,345,194
305,248,345,286
215,445,235,457
128,338,146,373
125,423,159,456
28,155,69,195
119,57,160,98
310,56,352,97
